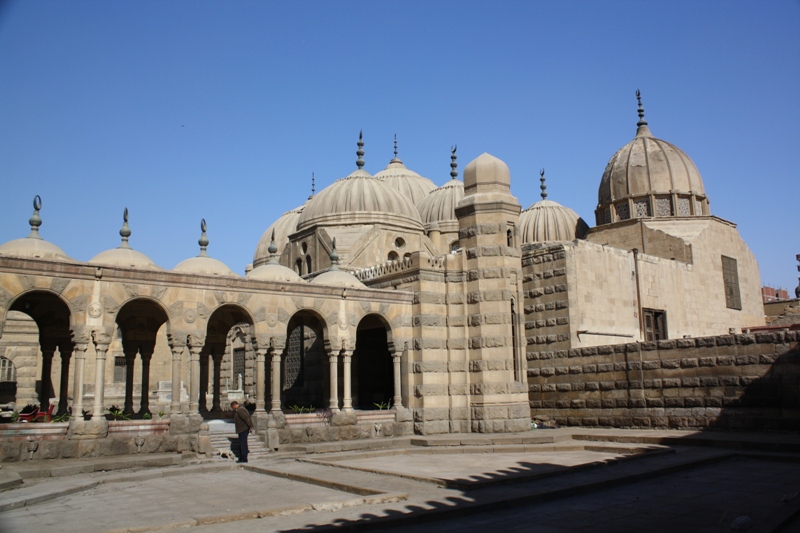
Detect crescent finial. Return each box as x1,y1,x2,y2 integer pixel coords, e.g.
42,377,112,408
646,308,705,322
33,195,42,211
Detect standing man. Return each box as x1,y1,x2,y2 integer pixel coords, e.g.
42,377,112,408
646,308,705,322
231,401,253,463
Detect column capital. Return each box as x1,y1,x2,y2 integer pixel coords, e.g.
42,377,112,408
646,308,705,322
70,325,92,347
167,330,188,348
187,333,206,350
92,328,113,352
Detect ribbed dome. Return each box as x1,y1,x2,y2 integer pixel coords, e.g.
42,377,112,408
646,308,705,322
254,205,304,268
416,178,464,231
89,209,161,270
0,197,71,262
520,199,589,244
596,95,708,225
374,157,437,207
297,169,423,232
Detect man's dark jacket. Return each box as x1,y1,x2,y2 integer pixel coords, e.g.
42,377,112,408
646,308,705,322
234,406,253,434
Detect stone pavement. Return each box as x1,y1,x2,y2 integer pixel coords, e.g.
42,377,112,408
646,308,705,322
1,429,800,532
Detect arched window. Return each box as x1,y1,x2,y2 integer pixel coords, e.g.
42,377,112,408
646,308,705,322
450,240,460,253
295,259,303,275
388,251,399,262
306,255,312,274
0,357,16,383
507,229,513,247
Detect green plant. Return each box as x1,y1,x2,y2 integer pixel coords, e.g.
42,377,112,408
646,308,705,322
374,402,391,410
51,413,71,423
156,410,166,419
142,412,152,420
10,411,19,423
289,404,315,414
108,407,131,421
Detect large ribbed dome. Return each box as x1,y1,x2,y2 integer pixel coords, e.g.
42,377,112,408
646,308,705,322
596,94,708,225
0,197,71,262
297,169,423,232
374,156,437,207
254,205,304,268
520,199,589,244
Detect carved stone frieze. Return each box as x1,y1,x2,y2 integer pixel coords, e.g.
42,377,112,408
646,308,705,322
87,302,104,318
70,294,89,314
18,275,34,291
313,299,324,311
213,291,228,304
379,303,389,315
266,313,278,327
151,285,168,301
102,295,120,314
236,292,252,306
253,307,267,323
277,308,290,323
123,284,140,299
50,277,70,294
360,301,371,314
168,300,184,319
197,303,210,320
291,296,303,310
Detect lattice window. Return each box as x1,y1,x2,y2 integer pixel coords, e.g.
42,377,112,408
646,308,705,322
634,199,650,218
114,356,126,383
615,202,630,220
232,348,245,389
722,256,742,310
655,197,672,217
695,199,703,215
0,357,16,382
677,198,691,216
284,326,303,389
603,208,611,224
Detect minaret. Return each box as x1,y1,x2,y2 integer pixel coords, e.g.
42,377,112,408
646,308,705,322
454,152,530,433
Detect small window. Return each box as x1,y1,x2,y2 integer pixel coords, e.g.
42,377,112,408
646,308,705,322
643,309,667,341
295,259,303,275
394,237,405,249
722,256,742,310
0,357,16,382
114,356,127,383
388,251,399,262
450,240,460,253
507,229,513,247
306,255,312,274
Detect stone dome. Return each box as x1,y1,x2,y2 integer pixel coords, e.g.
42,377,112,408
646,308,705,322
89,209,161,270
464,152,510,195
311,269,365,289
174,220,235,276
247,233,304,283
374,156,437,207
417,178,464,232
297,169,423,232
254,205,304,268
596,94,708,225
0,197,71,262
520,199,589,244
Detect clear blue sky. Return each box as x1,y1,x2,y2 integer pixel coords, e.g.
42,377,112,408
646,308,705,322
1,1,798,291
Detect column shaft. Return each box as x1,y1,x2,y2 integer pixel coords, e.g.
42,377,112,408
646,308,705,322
188,347,201,414
255,349,266,411
92,345,109,418
57,349,72,415
71,345,88,416
140,352,152,415
270,353,281,412
342,352,352,411
392,354,402,408
328,352,339,411
170,346,183,414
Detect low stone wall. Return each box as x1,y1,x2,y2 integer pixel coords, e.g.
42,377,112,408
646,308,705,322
269,408,414,444
527,331,800,431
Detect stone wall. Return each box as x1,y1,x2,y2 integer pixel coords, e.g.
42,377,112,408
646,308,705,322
527,331,800,431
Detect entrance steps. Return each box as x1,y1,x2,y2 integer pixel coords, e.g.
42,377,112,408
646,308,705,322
206,420,270,460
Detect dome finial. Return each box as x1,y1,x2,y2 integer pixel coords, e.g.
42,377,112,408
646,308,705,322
309,172,315,200
356,130,365,169
198,218,209,257
539,168,547,199
28,195,43,240
393,134,398,159
329,237,340,270
267,229,278,263
118,208,131,249
636,89,648,127
450,145,458,180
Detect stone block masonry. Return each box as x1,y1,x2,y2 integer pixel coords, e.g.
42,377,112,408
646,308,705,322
527,331,800,431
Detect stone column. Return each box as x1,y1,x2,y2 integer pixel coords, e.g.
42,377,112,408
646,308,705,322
139,348,153,415
38,344,55,406
123,346,137,415
91,330,112,419
211,354,222,412
328,351,339,411
187,335,205,414
392,354,402,408
199,352,209,413
342,350,352,411
270,351,282,412
57,344,72,416
255,348,267,412
169,343,185,414
70,328,91,417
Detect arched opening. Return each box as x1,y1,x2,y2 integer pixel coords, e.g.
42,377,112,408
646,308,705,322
295,259,303,275
353,315,393,410
507,228,513,247
305,255,313,275
202,304,255,416
115,299,169,416
450,240,460,253
387,251,399,262
0,356,17,405
9,291,73,414
282,311,326,410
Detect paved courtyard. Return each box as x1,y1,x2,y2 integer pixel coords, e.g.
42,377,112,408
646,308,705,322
1,429,800,532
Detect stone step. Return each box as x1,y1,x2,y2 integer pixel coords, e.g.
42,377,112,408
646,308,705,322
208,432,270,459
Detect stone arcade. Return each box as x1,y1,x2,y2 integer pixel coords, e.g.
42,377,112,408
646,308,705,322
0,94,781,461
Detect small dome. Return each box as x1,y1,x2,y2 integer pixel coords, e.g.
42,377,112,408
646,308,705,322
247,231,305,283
374,155,437,207
248,263,304,283
596,92,708,225
297,170,423,232
254,205,304,268
311,269,365,289
464,152,510,195
0,196,71,262
417,178,464,230
174,219,235,276
89,208,161,270
520,200,589,243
